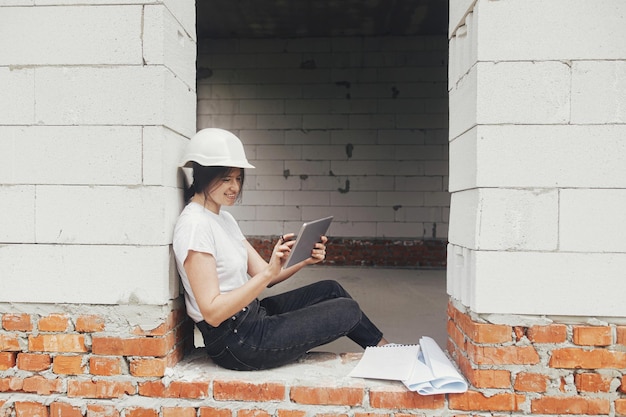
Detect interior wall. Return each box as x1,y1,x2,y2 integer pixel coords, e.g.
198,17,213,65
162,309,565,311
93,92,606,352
196,36,450,241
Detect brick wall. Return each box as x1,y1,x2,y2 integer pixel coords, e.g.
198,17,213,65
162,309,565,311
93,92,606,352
3,299,626,416
197,36,450,255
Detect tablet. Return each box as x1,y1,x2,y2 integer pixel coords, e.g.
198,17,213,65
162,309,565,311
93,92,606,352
283,216,333,269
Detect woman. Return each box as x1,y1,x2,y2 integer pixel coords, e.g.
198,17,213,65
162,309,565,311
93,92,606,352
173,128,388,371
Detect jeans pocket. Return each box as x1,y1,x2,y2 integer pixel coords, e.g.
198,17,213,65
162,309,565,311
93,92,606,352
211,347,258,371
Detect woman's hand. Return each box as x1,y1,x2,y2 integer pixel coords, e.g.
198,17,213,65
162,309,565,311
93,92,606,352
268,233,296,273
305,235,328,265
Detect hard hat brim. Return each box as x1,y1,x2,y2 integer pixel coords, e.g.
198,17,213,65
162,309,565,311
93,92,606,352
180,154,255,169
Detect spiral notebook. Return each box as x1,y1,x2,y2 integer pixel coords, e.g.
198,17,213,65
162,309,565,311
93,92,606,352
349,336,468,395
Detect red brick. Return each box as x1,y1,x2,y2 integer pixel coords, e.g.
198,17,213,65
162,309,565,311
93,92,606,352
89,356,123,376
38,314,70,332
67,380,135,399
354,414,390,417
87,404,120,417
277,411,306,417
616,398,626,416
2,314,32,332
22,376,63,395
531,396,610,414
129,357,166,377
514,372,549,393
449,391,525,412
573,326,613,346
17,353,51,372
92,335,173,356
527,324,567,343
0,352,16,370
550,348,626,369
76,315,105,333
575,372,613,392
0,376,24,392
467,343,540,365
454,310,511,344
213,380,285,402
50,402,82,417
617,327,626,346
465,368,511,389
126,408,158,417
369,387,444,409
0,334,21,351
199,407,232,417
290,386,363,406
138,380,209,399
53,355,85,375
162,407,197,417
14,401,48,417
237,411,271,417
28,334,87,353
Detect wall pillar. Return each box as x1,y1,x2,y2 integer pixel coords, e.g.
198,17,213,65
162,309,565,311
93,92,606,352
447,0,626,410
0,0,197,393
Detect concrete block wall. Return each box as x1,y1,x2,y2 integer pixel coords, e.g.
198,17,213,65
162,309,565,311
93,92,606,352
196,36,450,249
0,2,196,306
447,0,626,317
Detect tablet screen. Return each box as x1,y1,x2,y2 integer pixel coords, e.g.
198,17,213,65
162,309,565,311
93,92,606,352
283,216,333,268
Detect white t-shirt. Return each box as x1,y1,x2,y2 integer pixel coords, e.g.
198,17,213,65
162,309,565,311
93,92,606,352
173,202,249,322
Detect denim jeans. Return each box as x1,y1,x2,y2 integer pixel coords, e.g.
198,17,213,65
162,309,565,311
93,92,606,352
196,280,384,371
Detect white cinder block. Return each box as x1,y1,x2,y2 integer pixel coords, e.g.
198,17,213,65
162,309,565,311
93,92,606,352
471,250,626,317
284,160,330,176
0,185,35,243
0,126,142,185
474,125,626,189
331,191,377,207
448,64,477,140
571,61,626,124
255,175,301,191
286,191,331,206
144,5,197,88
376,191,424,207
449,0,477,37
477,0,626,61
35,66,163,125
0,67,34,124
0,6,142,65
448,127,477,192
256,206,302,221
477,61,570,124
242,191,284,206
161,0,196,42
238,220,284,236
299,146,346,161
143,126,189,187
449,188,558,251
240,99,285,114
256,145,302,160
302,206,344,222
330,161,377,176
0,244,174,305
36,186,181,245
395,176,443,192
448,190,479,249
345,207,394,222
560,189,626,252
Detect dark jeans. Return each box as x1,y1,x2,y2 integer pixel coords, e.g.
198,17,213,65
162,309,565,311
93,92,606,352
196,280,383,371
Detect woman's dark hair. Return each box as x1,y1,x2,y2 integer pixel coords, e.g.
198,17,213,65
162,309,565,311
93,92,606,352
184,162,245,204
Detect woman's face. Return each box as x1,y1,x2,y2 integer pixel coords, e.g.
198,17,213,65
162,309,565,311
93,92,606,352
205,168,243,211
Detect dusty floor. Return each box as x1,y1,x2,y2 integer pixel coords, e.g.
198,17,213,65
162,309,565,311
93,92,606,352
261,266,448,353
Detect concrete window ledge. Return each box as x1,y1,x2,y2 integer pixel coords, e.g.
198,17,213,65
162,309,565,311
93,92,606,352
139,347,446,414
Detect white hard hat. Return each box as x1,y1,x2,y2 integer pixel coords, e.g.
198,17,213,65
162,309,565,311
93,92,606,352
180,128,255,169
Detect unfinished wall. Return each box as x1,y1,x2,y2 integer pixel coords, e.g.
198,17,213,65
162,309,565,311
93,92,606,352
447,0,626,317
196,36,449,266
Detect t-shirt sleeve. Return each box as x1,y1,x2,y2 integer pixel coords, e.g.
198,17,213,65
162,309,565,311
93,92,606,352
173,214,216,266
